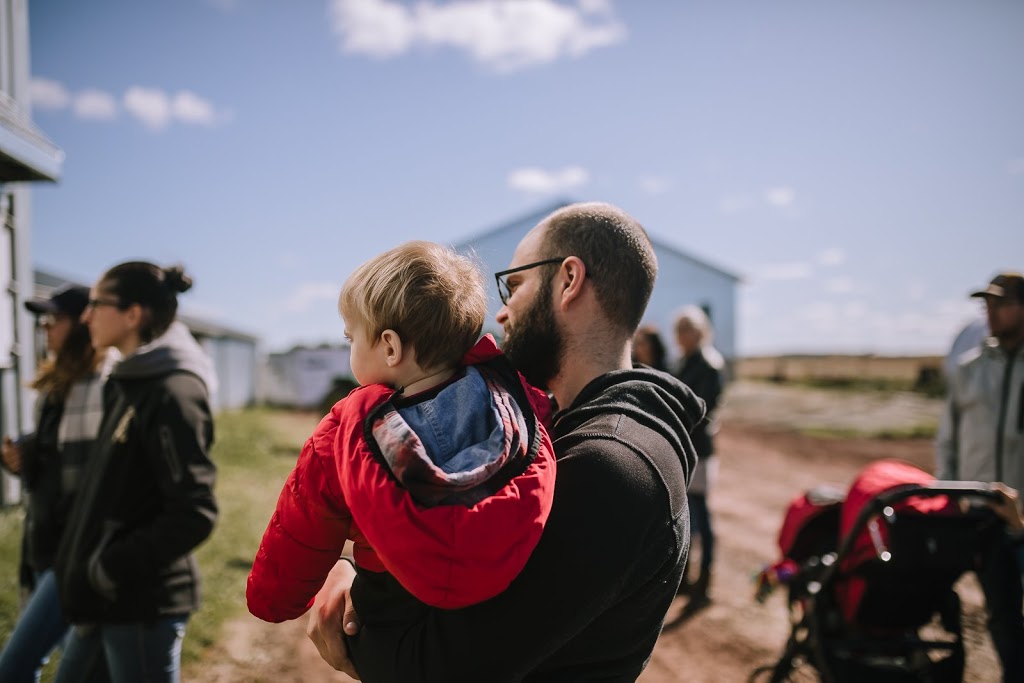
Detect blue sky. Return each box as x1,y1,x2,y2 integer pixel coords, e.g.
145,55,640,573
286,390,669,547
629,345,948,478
26,0,1024,355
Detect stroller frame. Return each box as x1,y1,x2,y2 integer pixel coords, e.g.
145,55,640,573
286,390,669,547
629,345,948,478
753,481,1001,683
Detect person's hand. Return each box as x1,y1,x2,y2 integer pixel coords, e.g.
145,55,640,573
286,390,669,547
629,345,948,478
990,483,1024,532
1,436,21,475
306,558,361,678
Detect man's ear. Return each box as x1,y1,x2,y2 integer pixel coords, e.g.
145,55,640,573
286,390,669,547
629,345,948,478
379,329,404,367
557,256,588,310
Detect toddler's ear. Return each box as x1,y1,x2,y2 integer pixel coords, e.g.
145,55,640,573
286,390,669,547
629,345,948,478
379,329,404,367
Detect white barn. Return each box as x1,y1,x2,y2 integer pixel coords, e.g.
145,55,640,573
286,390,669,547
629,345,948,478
0,0,64,505
260,345,352,409
454,200,741,366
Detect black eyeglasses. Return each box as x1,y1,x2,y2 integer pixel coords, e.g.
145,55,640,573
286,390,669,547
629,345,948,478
494,257,567,305
86,297,122,310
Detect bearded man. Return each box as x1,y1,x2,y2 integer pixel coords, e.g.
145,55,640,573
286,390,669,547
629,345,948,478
307,202,704,682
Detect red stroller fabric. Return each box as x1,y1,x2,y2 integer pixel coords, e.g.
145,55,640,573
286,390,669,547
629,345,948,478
836,459,956,622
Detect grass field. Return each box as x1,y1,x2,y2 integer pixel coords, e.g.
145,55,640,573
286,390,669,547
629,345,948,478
0,408,313,680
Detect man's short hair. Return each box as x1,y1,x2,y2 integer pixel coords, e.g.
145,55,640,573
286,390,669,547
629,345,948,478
339,241,486,370
539,202,657,332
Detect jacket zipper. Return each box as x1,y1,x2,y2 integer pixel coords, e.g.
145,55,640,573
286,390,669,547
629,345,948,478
1018,377,1023,433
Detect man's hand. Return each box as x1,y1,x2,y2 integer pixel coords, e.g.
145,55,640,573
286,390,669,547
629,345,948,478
1,436,21,475
990,483,1024,532
307,558,361,678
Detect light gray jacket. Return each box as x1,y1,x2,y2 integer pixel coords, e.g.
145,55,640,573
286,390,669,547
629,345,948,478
936,338,1024,492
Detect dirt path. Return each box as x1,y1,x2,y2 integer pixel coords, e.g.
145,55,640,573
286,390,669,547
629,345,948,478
188,384,1002,682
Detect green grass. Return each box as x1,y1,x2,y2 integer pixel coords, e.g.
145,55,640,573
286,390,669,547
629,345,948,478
782,376,947,398
799,422,939,440
0,408,311,678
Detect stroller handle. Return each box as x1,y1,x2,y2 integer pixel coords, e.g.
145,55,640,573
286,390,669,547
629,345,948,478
816,481,1001,588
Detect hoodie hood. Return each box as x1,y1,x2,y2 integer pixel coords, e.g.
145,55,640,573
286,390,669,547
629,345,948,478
553,367,705,484
111,321,219,395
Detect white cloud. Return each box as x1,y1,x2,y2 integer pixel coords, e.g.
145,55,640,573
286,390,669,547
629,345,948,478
718,194,751,215
825,276,855,294
283,282,342,313
30,79,225,130
763,186,795,208
815,248,845,267
172,91,218,126
328,0,627,72
122,87,228,130
507,165,589,193
73,89,118,120
123,87,172,130
30,78,71,110
755,262,813,281
637,175,671,195
1007,158,1024,175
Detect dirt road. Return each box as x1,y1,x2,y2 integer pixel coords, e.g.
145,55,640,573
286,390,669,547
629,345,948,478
189,383,1002,682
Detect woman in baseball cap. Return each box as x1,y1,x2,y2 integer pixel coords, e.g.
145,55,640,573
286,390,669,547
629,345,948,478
0,283,108,682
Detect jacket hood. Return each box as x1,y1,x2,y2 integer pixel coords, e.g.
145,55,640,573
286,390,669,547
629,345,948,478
111,321,219,394
553,367,705,477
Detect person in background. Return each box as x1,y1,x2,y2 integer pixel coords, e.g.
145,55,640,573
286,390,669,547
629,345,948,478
936,271,1024,682
306,201,704,682
246,241,556,622
0,285,106,682
632,324,668,372
52,262,218,683
672,305,724,611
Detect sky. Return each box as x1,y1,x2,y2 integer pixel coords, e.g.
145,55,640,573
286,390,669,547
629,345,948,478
25,0,1024,356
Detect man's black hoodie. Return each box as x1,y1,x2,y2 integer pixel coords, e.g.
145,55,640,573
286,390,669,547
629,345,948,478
349,366,704,683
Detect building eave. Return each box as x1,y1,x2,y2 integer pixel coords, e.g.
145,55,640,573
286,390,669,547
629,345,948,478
0,94,63,182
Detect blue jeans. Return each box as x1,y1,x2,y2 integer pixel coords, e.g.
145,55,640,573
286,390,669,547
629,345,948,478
53,616,188,683
977,534,1024,682
0,569,69,683
688,493,714,572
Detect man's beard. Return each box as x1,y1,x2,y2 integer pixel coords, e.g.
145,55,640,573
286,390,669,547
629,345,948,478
501,277,563,390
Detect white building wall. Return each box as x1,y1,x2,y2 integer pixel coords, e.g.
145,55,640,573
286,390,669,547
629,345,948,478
198,336,258,410
262,346,352,409
1,0,45,504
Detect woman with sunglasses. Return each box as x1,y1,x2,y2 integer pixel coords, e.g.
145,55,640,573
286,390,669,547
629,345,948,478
52,262,218,683
0,285,107,682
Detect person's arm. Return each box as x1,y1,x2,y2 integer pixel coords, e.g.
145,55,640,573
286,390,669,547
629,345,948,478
343,440,678,682
1,435,22,474
247,428,354,623
93,378,218,590
935,388,959,480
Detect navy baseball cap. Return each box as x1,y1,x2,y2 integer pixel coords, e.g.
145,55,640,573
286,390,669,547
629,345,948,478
24,284,90,319
970,272,1024,303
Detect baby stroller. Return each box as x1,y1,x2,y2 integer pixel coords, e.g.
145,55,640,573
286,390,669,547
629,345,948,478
750,459,1002,683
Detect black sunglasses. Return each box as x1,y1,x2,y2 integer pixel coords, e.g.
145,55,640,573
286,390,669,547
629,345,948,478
494,257,567,305
86,297,123,310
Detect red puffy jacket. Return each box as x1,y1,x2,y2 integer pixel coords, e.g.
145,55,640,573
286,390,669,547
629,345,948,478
247,335,555,621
